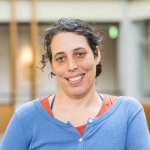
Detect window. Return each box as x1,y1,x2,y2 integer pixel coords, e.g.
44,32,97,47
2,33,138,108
140,21,150,98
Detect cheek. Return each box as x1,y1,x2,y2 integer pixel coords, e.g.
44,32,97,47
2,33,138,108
53,64,67,77
80,57,95,71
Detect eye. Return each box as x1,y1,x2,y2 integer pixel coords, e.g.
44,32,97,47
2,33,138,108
77,53,85,57
57,57,65,61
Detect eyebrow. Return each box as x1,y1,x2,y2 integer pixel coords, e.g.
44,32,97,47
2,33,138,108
73,47,85,51
54,47,86,58
54,52,65,58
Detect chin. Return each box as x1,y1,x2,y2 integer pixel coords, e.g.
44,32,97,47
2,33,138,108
68,88,87,98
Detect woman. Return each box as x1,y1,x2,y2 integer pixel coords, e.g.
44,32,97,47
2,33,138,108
1,18,150,150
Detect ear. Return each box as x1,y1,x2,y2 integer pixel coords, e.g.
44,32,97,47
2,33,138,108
95,46,101,65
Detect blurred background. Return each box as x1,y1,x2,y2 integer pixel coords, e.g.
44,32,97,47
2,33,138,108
0,0,150,142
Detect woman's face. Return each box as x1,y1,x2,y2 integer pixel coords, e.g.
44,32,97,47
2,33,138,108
50,32,100,98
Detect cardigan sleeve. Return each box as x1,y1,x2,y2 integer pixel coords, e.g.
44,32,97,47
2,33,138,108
0,112,28,150
125,105,150,149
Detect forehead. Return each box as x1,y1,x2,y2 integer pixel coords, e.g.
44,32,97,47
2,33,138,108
51,32,90,52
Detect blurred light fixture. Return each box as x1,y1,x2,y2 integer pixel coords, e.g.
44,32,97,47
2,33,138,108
21,46,33,65
109,26,118,39
17,46,33,85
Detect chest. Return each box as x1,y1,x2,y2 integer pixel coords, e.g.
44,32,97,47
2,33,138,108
52,106,101,127
27,114,127,150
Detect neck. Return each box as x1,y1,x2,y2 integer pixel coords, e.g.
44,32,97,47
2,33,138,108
56,88,101,110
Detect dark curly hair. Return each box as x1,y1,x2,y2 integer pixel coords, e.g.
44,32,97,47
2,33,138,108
40,18,103,78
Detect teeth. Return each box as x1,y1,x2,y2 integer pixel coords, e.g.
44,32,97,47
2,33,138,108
68,75,84,81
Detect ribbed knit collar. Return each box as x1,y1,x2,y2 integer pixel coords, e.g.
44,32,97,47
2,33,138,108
34,96,123,128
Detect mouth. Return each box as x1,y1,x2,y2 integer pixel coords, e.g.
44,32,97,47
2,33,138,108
65,74,85,82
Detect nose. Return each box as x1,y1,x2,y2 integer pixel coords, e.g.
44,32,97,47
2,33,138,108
67,58,77,72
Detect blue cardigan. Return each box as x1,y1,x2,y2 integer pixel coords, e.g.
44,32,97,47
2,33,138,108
1,96,150,150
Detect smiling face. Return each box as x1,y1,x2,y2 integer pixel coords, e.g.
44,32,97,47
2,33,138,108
50,32,100,98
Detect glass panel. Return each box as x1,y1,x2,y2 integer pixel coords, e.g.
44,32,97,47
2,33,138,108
0,24,11,104
140,21,150,98
16,23,32,106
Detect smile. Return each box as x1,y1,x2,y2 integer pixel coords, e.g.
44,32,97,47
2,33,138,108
68,75,85,82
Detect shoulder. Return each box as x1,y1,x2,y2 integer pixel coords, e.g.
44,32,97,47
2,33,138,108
15,98,41,120
116,96,144,118
102,94,143,109
119,96,142,109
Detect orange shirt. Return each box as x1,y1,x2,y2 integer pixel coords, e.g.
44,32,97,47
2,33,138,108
40,94,118,136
